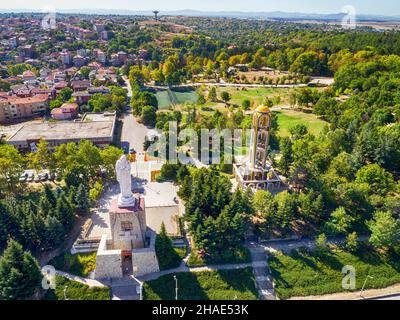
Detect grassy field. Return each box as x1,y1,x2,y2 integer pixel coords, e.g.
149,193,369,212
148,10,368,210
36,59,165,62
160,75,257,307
274,109,328,137
43,275,110,300
143,268,258,300
213,87,290,106
269,245,400,299
49,252,96,277
155,90,198,109
187,247,251,267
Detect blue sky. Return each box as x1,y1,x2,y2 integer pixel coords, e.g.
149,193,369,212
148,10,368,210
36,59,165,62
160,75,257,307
3,0,400,16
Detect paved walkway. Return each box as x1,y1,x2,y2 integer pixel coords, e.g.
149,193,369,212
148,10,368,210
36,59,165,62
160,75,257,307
137,261,253,282
246,242,276,300
101,276,141,300
259,235,369,254
55,270,106,288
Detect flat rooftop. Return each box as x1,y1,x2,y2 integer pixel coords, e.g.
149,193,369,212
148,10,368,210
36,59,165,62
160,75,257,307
8,120,115,143
82,112,117,122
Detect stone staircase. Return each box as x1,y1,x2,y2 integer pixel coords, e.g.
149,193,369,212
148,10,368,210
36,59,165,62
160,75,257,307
102,276,141,300
248,244,276,300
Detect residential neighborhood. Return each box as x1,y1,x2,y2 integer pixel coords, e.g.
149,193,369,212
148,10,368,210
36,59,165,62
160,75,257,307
0,1,400,311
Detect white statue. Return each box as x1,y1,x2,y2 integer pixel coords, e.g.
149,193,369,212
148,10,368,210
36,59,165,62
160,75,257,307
116,155,136,207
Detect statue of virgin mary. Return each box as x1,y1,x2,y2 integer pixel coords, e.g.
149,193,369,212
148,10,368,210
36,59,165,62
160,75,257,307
116,155,136,207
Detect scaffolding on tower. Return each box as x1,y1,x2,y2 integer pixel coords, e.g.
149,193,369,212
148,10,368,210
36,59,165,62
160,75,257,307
233,105,281,192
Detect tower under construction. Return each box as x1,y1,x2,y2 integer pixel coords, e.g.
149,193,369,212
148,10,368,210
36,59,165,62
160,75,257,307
234,105,281,191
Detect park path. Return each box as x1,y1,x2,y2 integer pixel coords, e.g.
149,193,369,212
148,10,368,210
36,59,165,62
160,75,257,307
258,235,369,254
136,262,254,282
246,242,276,300
55,270,106,288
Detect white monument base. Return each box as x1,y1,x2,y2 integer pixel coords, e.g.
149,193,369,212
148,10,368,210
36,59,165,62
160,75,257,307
118,194,137,208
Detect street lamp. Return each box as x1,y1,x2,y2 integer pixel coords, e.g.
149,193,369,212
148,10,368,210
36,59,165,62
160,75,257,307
360,275,374,298
63,285,68,300
173,275,178,300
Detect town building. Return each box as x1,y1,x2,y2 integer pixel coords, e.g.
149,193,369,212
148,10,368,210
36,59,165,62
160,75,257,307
6,112,116,151
0,94,49,123
60,51,72,65
51,102,79,120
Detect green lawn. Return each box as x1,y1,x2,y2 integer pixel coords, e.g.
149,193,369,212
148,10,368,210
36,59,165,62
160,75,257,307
155,90,198,109
269,245,400,299
274,109,328,137
215,87,290,106
43,275,110,300
49,252,96,277
186,247,251,267
143,268,258,300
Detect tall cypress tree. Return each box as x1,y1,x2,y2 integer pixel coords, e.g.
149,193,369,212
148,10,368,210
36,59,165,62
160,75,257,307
155,222,176,270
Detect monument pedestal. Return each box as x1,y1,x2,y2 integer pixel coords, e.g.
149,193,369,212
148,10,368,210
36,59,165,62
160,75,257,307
108,196,146,249
117,193,137,208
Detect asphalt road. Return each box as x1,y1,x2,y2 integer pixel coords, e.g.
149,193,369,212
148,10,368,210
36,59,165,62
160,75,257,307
120,112,149,154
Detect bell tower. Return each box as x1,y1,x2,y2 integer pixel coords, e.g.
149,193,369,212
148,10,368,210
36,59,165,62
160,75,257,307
234,105,281,191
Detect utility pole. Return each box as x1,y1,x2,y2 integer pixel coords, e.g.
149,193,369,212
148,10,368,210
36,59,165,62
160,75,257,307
63,286,68,300
174,275,178,300
360,275,374,298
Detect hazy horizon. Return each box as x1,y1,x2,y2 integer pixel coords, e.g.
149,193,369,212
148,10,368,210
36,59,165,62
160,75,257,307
0,0,399,17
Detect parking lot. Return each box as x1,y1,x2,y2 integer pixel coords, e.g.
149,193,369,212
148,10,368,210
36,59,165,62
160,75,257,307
18,169,61,185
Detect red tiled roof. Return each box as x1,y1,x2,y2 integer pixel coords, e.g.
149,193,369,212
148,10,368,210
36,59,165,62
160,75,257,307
7,94,49,105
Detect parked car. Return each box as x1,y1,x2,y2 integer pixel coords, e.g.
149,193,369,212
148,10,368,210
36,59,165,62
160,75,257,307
39,173,48,182
34,175,40,183
49,172,55,181
27,172,34,182
19,173,28,182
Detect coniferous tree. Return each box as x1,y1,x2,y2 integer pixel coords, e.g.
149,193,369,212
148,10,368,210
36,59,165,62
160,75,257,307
177,175,192,201
75,183,90,214
21,212,45,249
176,165,190,183
0,239,41,300
44,184,57,207
0,202,12,247
55,194,74,230
38,196,53,218
44,216,64,249
155,222,176,270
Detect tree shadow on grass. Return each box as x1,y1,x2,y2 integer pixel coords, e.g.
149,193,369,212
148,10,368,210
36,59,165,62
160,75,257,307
292,249,321,271
217,268,259,299
353,243,385,267
144,272,208,300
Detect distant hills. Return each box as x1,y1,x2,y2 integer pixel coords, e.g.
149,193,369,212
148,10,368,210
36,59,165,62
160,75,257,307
1,8,400,22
